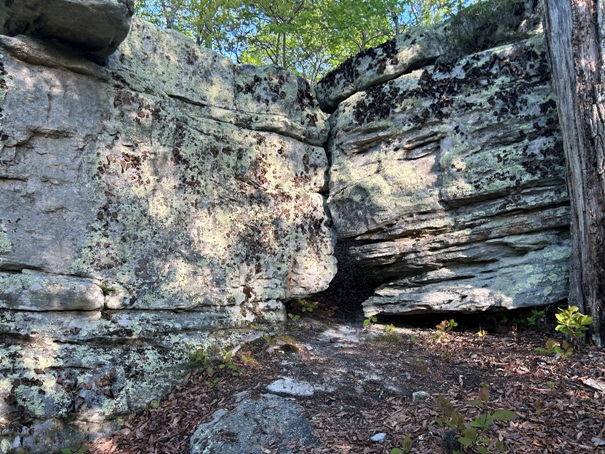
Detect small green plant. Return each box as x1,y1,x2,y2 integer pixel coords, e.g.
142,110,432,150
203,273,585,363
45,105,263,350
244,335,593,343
299,299,316,313
554,306,592,342
288,313,301,322
536,338,574,390
376,323,400,342
433,318,458,343
363,315,377,327
185,344,240,377
409,334,417,345
391,435,413,453
436,384,518,454
60,445,90,454
535,338,573,360
526,308,545,326
217,350,240,376
99,281,117,296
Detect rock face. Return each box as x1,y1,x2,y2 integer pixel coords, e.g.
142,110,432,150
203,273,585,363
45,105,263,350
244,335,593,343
326,33,570,316
189,393,319,454
0,17,335,452
314,26,443,111
0,0,135,64
0,4,571,452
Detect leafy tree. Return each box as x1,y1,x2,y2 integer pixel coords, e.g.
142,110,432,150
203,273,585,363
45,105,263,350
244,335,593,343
134,0,471,83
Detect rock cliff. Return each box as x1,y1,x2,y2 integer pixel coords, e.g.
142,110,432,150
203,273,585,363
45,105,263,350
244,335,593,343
320,30,569,316
0,1,570,452
0,9,334,453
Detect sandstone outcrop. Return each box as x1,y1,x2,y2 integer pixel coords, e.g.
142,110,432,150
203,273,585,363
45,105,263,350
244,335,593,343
326,34,569,316
0,4,573,452
0,0,134,64
0,17,334,452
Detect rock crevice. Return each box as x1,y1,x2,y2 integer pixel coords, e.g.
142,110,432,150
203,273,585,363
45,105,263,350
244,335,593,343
0,2,571,452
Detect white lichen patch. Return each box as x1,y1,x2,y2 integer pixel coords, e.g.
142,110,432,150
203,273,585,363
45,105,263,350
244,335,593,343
0,223,11,254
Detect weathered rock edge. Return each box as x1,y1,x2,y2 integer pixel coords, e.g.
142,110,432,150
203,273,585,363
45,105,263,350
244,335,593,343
0,0,135,64
0,17,335,453
326,34,570,316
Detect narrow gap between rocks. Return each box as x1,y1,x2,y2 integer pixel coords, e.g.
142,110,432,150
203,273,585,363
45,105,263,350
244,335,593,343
299,239,381,322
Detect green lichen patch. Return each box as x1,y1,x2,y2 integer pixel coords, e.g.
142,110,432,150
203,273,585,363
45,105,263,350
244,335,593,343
0,223,10,254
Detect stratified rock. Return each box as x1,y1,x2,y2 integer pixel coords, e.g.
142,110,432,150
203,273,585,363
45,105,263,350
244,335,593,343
0,0,134,64
0,17,334,452
0,271,103,311
315,27,443,111
327,35,570,315
189,393,319,454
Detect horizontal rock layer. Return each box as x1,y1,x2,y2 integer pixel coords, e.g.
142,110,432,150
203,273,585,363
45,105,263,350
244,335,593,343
0,0,135,63
326,35,570,315
0,17,335,452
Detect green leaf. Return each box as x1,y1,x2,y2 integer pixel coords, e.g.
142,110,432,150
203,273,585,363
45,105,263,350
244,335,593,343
458,437,474,446
390,449,403,454
492,409,518,421
60,450,72,454
467,399,485,408
478,446,488,454
450,411,465,429
470,414,493,428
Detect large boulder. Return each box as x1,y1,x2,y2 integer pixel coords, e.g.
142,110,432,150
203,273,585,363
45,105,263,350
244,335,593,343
327,34,570,315
0,17,335,452
0,0,135,63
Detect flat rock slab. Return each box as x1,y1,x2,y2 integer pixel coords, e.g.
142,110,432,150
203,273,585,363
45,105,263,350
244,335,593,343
266,377,315,397
318,325,361,344
189,393,319,454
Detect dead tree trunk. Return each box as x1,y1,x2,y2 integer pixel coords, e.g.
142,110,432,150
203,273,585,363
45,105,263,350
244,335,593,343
544,0,605,346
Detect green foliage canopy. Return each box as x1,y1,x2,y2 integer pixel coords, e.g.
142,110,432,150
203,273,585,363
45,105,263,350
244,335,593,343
134,0,472,83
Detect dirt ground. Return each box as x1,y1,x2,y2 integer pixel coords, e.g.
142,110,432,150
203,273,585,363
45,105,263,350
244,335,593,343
88,300,605,454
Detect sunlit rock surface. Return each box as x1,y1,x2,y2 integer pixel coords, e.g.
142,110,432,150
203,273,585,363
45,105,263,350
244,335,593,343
0,18,335,452
326,35,569,316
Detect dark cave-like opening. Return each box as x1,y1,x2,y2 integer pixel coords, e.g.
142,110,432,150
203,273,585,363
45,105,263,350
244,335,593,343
308,239,382,321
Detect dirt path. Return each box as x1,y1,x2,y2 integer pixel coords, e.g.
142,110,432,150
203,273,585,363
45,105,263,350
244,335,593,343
89,307,605,454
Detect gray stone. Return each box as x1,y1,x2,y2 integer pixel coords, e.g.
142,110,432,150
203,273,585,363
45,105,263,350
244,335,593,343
266,378,315,397
0,271,103,311
315,26,443,111
412,391,430,402
319,325,361,344
0,0,135,64
0,17,334,453
371,433,387,443
189,393,319,454
327,35,570,316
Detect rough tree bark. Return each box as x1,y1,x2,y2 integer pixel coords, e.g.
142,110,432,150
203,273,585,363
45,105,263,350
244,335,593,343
544,0,605,346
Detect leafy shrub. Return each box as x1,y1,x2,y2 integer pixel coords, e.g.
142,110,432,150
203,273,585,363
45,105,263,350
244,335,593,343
436,384,518,453
554,306,592,342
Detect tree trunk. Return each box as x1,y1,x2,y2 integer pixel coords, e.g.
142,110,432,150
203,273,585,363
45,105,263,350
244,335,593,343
544,0,605,346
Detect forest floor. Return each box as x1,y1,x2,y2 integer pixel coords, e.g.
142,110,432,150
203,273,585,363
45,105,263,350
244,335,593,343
88,301,605,454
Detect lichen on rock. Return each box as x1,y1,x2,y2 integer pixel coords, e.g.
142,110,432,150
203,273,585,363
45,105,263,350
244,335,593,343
327,34,570,316
0,16,335,453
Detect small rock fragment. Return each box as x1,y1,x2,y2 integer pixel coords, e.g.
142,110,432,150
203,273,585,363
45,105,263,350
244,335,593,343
412,391,430,402
371,433,387,443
